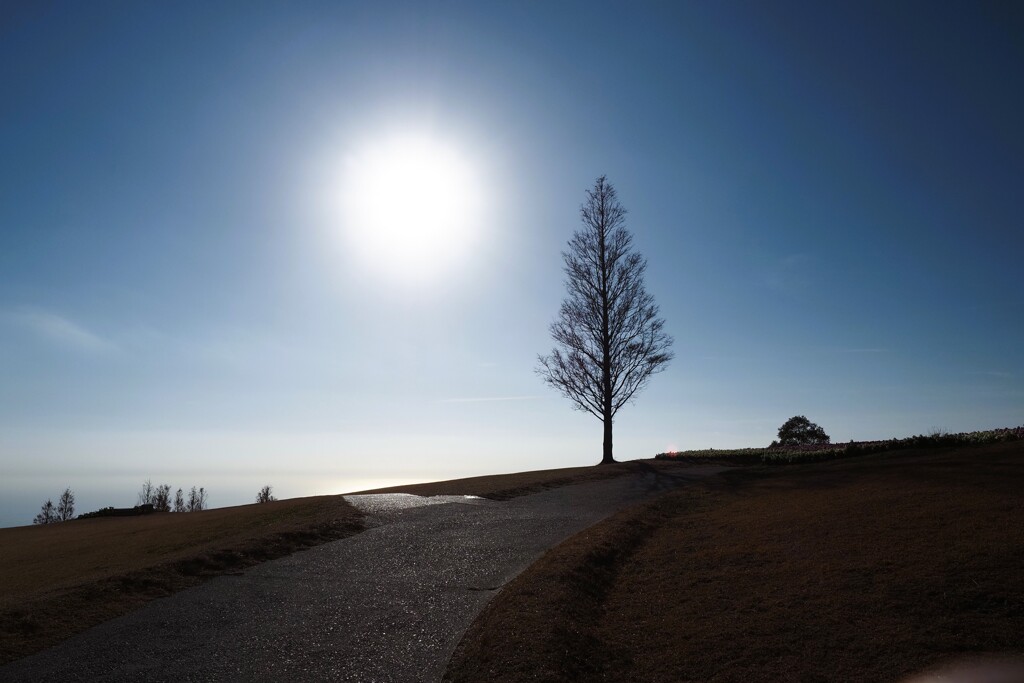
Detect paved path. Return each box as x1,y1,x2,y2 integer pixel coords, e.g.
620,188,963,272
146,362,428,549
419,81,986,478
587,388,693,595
1,465,722,682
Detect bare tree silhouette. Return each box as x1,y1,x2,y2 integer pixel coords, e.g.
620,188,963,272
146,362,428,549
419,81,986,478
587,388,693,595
255,485,276,504
137,479,155,507
152,484,172,512
538,176,673,464
33,499,56,524
56,487,75,521
138,480,172,511
187,486,207,512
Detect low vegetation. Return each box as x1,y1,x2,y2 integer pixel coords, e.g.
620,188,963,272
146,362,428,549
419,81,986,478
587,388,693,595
447,440,1024,682
657,425,1024,464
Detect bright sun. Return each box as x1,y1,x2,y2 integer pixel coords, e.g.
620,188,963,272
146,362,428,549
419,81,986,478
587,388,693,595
341,134,482,282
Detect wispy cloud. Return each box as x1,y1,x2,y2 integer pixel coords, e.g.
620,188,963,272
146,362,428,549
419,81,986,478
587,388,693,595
970,370,1013,379
3,308,117,353
439,395,542,403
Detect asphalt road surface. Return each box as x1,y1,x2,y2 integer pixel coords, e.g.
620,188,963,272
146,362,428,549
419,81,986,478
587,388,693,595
2,464,722,682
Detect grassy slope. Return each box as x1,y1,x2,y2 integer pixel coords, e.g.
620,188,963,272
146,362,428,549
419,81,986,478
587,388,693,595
0,458,663,664
359,459,668,499
0,495,362,664
446,441,1024,682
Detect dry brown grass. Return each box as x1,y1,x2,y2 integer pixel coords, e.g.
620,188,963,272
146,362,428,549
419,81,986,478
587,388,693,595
446,442,1024,682
0,458,668,665
359,459,678,500
0,495,362,664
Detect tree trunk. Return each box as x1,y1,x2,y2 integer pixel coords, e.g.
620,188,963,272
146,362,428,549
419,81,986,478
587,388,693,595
598,183,615,466
601,413,615,464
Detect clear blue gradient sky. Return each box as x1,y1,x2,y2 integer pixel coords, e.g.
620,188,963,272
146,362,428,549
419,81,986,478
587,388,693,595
2,2,1022,526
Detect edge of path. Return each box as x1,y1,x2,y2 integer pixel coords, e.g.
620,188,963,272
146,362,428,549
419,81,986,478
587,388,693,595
1,459,728,665
0,498,364,665
443,443,1024,682
443,463,716,682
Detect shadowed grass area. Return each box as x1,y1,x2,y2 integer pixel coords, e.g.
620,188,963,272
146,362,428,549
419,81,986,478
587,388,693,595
446,441,1024,682
0,495,362,664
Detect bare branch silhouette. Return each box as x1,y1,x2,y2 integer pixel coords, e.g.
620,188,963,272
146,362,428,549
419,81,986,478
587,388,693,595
56,487,75,521
33,499,56,525
255,485,276,504
537,176,673,464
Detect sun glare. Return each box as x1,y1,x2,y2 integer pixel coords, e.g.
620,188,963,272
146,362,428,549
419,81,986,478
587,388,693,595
341,134,482,282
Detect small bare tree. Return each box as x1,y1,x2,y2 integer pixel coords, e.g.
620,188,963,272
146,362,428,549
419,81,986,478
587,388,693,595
187,486,208,512
152,484,172,512
255,485,276,504
56,487,75,521
33,499,56,524
538,176,673,464
173,487,186,512
137,479,155,507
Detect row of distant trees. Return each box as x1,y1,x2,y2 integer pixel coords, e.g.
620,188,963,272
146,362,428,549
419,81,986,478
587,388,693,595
33,481,279,524
32,480,210,524
137,480,208,513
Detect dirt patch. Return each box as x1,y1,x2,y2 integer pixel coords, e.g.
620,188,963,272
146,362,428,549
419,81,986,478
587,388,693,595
446,442,1024,682
0,495,362,664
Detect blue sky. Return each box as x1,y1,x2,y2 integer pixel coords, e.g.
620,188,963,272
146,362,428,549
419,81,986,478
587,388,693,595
2,1,1021,526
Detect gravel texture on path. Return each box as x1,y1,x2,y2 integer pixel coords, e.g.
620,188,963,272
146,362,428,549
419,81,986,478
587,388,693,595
1,464,722,682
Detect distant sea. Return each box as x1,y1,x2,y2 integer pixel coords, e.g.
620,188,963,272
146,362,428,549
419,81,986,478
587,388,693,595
1,473,426,529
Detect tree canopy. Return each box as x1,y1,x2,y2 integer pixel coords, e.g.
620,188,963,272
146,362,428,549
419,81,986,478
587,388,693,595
777,415,830,446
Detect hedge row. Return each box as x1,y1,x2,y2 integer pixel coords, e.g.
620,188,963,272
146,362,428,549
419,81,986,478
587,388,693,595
655,426,1024,464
